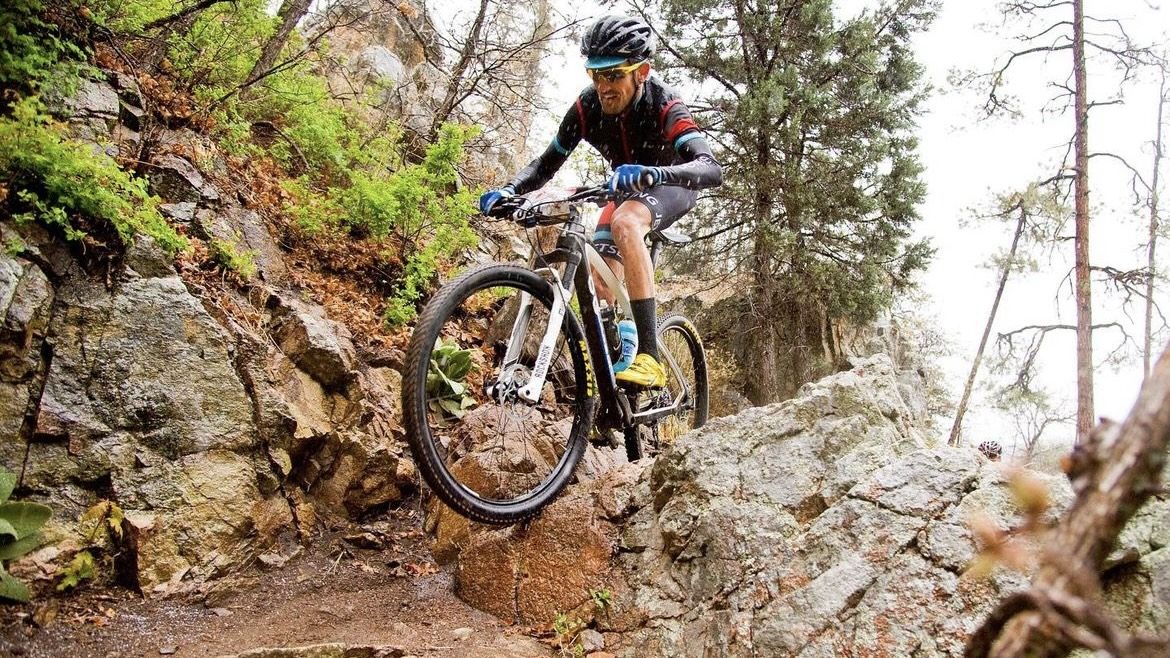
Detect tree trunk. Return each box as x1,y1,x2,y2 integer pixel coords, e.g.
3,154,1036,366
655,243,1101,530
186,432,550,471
1145,70,1166,380
244,0,313,94
1072,0,1094,444
966,341,1170,657
744,124,779,404
430,0,491,139
949,204,1028,446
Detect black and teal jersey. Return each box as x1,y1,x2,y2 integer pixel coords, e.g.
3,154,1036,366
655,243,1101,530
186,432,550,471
507,76,722,194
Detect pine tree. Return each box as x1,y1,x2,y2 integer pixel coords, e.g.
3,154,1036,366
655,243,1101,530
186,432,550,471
644,0,936,402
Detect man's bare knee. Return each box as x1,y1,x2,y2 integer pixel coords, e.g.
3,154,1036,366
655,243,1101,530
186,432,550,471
611,207,650,245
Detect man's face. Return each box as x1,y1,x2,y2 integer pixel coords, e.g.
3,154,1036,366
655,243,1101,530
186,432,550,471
592,62,650,115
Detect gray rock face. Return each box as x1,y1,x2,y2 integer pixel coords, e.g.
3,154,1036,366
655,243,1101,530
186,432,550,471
149,154,220,205
613,356,1069,657
36,273,255,456
62,79,121,119
0,251,54,465
160,201,197,223
1,221,408,594
0,252,292,592
269,293,358,389
355,46,406,84
429,355,1166,657
193,204,288,283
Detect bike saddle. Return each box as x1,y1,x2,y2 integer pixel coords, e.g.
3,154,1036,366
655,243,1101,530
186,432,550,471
647,227,692,246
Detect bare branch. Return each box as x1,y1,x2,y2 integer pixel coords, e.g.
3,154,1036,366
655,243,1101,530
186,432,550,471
143,0,235,30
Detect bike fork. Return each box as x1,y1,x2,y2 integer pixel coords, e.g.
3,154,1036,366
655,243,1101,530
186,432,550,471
496,269,572,405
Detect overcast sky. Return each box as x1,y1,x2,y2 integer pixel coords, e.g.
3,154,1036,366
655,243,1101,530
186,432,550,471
913,0,1168,451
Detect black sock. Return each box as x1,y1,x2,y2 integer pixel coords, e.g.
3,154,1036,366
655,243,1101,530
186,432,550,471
631,297,658,360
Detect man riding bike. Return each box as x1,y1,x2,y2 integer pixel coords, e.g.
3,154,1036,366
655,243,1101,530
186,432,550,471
479,15,723,389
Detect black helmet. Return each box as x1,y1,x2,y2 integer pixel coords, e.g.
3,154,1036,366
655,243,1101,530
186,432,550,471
978,440,1002,461
580,15,656,69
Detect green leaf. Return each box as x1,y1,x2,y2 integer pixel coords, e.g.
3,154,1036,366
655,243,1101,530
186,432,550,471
445,351,473,380
107,504,125,541
56,550,96,592
438,398,467,418
0,567,31,603
0,532,42,561
0,502,51,539
0,469,16,503
0,519,18,541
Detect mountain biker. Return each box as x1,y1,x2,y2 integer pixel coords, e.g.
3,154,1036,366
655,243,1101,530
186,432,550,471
978,440,1002,462
479,15,723,389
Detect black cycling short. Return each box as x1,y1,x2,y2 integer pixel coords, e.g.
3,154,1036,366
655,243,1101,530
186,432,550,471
592,185,698,262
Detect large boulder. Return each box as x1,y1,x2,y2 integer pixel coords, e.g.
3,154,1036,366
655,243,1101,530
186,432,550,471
17,261,289,592
268,293,358,390
0,217,410,594
432,355,1170,656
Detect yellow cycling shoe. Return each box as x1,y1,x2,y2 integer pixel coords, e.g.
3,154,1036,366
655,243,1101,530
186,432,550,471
615,353,667,388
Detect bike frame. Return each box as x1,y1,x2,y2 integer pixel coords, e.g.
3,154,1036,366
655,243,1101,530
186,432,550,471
494,200,694,432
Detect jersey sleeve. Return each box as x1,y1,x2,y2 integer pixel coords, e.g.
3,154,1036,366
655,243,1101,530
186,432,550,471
659,98,703,152
657,134,723,190
506,101,586,195
656,98,722,190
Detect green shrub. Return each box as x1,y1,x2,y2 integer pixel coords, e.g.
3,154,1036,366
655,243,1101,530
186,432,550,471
339,123,477,326
165,0,275,102
254,72,403,184
52,500,124,593
0,0,90,97
0,467,51,603
88,0,175,33
56,550,95,592
281,177,344,235
209,238,257,279
0,97,188,255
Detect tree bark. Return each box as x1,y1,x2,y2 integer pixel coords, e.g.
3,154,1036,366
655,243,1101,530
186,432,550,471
949,204,1027,446
244,0,313,95
429,0,491,139
966,341,1170,657
1072,0,1094,444
143,0,232,30
1145,69,1166,380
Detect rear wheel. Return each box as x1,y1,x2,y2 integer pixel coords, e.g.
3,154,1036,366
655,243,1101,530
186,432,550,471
624,314,708,461
402,263,596,524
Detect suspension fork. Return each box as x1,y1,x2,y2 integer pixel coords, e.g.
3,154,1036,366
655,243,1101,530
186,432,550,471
498,232,585,404
513,266,573,403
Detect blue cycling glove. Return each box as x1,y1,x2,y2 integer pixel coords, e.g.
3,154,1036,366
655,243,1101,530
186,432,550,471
608,164,662,194
479,185,515,215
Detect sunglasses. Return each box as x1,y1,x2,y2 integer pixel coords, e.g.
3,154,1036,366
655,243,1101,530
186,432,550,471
587,61,645,84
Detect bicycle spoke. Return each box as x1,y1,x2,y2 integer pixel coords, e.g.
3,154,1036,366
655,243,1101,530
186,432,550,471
412,274,588,507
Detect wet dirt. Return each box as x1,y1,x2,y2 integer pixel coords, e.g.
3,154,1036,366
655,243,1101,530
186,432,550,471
0,508,553,658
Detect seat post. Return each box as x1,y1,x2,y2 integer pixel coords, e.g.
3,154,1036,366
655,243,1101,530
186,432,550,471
649,240,663,268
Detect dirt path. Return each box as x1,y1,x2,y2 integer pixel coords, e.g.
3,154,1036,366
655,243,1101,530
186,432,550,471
0,508,554,658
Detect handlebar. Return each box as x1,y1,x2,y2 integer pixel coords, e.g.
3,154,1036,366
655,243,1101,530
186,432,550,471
486,185,618,224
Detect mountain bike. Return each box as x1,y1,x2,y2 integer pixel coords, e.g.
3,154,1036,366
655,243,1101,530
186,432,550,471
401,185,708,525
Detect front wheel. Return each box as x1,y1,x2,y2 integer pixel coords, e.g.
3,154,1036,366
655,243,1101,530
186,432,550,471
402,263,596,525
624,314,709,461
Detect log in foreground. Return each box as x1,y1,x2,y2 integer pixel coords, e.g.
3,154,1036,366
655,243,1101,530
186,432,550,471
966,343,1170,657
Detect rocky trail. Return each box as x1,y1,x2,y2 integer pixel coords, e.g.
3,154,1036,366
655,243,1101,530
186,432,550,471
0,507,556,658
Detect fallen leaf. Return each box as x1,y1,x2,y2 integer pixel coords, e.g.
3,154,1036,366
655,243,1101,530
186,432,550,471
32,602,58,628
405,562,438,577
